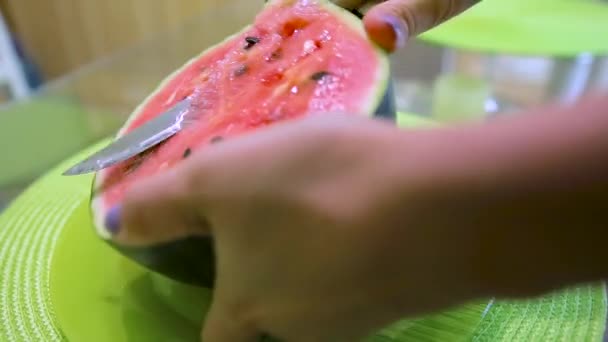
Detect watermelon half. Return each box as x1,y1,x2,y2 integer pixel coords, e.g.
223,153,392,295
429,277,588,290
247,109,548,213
91,0,396,287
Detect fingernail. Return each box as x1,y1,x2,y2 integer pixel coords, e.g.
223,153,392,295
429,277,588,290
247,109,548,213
383,15,408,50
105,205,122,235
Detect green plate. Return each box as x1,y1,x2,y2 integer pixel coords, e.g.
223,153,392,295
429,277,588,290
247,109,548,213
0,113,606,341
420,0,608,57
0,97,93,188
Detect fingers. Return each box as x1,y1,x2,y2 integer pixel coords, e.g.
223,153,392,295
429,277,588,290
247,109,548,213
103,166,210,247
362,0,479,52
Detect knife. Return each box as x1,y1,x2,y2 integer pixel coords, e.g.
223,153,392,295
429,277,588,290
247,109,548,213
62,97,193,176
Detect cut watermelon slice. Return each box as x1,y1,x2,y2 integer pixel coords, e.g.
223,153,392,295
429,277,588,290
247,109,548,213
92,0,396,287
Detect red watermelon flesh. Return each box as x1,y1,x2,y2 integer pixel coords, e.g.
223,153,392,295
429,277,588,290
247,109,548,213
92,0,392,244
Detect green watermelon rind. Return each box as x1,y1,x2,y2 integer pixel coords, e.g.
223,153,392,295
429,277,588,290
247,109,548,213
92,0,393,241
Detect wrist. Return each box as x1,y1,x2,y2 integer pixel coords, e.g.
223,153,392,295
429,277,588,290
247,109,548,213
352,94,608,317
367,125,491,309
388,94,608,301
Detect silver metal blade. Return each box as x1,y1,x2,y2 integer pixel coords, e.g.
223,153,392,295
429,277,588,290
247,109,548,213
63,98,192,176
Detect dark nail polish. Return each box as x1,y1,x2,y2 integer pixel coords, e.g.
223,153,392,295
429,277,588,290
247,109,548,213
105,205,122,235
383,15,407,49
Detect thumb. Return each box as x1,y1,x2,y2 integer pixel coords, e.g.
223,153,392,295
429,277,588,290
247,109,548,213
201,296,260,342
103,167,209,247
362,0,479,52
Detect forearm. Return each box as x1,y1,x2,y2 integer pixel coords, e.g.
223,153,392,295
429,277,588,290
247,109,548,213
396,93,608,301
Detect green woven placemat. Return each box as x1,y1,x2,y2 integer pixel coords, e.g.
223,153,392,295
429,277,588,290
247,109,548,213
0,113,606,341
474,287,607,341
420,0,608,57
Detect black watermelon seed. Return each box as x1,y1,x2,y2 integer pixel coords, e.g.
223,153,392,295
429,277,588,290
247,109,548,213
311,71,331,81
183,148,192,158
268,49,282,61
349,8,364,19
234,65,249,77
210,136,223,144
244,36,260,50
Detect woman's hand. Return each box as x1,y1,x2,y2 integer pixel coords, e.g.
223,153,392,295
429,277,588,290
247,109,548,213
107,115,480,341
334,0,480,52
106,93,608,341
102,3,489,340
98,0,608,340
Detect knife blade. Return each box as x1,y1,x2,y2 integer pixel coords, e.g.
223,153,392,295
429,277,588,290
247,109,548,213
63,97,192,176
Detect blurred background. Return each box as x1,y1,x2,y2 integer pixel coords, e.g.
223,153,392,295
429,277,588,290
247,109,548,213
0,0,607,211
0,0,241,78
